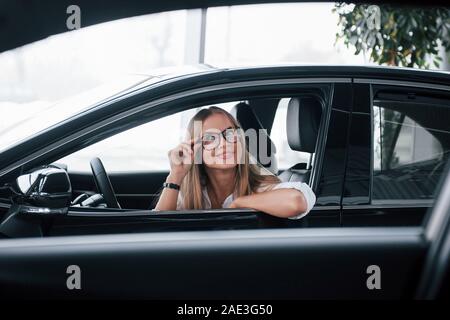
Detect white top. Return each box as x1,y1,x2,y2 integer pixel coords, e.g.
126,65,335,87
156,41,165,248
176,181,316,220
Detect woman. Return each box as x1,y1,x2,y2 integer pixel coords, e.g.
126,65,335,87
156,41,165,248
155,106,315,219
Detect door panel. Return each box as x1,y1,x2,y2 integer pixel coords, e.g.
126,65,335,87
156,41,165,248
0,227,426,299
342,206,428,227
46,207,342,237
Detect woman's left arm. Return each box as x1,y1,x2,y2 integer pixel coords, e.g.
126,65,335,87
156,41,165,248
229,189,305,218
229,182,316,219
230,182,316,219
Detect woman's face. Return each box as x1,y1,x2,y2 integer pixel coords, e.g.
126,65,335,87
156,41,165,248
200,113,243,170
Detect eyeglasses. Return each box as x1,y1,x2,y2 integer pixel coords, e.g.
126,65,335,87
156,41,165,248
201,127,239,150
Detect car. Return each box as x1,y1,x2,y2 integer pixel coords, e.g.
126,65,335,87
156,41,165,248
0,64,449,299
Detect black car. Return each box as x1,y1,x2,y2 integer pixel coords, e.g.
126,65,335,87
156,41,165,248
0,65,449,299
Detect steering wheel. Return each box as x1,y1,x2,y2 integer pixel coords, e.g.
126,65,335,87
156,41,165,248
90,157,121,209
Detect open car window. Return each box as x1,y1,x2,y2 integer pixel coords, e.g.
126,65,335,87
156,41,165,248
48,92,326,212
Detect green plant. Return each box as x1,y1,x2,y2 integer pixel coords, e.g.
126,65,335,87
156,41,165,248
334,3,450,68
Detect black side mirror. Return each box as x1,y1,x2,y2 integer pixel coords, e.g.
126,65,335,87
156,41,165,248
16,166,72,208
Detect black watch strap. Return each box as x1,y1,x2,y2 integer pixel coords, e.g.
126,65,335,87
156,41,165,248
163,182,180,190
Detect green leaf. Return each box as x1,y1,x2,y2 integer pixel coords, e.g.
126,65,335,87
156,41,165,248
334,4,450,67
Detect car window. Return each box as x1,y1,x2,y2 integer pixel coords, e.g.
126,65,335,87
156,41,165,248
55,102,237,172
271,98,311,170
372,96,450,203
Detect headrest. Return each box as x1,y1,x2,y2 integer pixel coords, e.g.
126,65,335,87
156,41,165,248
231,102,261,129
287,97,322,153
230,102,278,174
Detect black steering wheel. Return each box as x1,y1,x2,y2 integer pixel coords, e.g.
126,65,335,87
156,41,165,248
90,157,121,209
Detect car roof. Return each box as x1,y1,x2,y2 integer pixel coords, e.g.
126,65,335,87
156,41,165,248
147,64,450,85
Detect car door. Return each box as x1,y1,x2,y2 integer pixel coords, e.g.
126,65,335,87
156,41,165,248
342,79,450,227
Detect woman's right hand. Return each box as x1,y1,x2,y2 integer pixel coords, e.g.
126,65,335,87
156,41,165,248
166,139,200,184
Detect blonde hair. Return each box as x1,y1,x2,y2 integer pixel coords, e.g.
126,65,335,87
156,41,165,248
179,106,280,209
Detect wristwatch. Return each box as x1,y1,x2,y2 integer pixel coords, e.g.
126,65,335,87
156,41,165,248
163,182,180,190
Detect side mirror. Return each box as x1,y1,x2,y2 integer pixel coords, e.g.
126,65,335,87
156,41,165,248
16,166,72,208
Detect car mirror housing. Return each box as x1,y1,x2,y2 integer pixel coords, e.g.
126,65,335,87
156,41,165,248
15,166,72,208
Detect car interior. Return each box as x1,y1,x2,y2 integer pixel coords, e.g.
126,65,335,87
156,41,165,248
65,95,324,212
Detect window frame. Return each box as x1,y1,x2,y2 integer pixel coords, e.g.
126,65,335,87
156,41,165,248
1,77,348,235
52,82,342,234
